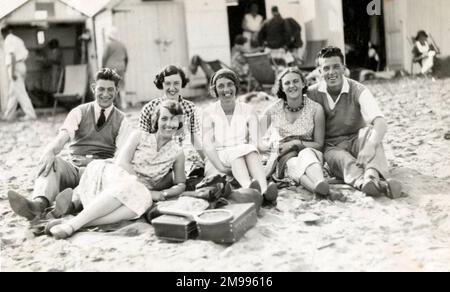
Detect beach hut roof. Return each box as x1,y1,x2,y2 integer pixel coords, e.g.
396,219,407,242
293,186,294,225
0,0,111,20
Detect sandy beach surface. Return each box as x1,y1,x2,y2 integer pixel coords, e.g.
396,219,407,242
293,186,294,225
1,76,450,272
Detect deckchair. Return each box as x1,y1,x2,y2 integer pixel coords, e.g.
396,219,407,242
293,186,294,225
244,52,278,91
408,35,440,75
190,55,232,85
299,40,327,71
52,64,88,120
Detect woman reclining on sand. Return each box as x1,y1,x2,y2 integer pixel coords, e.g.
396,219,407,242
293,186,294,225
47,100,186,239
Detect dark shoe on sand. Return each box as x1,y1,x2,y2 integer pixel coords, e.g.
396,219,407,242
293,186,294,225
263,182,278,203
362,178,402,199
8,190,42,220
229,188,263,211
54,188,74,218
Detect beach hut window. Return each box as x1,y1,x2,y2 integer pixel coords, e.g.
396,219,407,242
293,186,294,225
37,30,46,45
35,2,55,17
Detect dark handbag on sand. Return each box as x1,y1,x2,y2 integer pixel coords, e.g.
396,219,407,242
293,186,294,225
266,136,305,179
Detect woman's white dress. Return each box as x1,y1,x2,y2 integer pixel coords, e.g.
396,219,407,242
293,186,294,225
74,132,181,218
203,101,259,177
264,97,323,183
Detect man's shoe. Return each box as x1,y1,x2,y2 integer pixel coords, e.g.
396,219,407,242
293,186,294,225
53,188,74,218
385,179,402,199
8,190,43,220
362,179,402,199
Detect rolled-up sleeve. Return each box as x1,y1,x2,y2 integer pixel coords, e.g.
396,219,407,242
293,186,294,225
59,107,82,140
359,89,384,125
116,118,133,151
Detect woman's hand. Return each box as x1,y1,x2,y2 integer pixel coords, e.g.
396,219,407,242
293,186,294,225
279,140,301,154
151,191,164,202
219,166,233,176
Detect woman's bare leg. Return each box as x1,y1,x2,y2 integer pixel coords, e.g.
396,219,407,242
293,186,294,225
244,152,268,193
231,157,252,188
84,206,137,227
66,192,127,232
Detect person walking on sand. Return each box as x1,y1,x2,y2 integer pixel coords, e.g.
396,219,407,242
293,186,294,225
1,26,36,121
242,3,264,50
7,68,131,220
307,46,402,199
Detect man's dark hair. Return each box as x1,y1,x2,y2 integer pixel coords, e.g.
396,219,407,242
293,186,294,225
271,6,279,14
317,46,345,64
234,34,247,46
95,68,122,87
1,26,11,38
48,39,60,49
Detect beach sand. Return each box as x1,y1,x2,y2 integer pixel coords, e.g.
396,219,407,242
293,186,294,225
1,77,450,272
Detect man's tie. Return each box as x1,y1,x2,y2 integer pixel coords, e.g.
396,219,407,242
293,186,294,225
97,109,106,128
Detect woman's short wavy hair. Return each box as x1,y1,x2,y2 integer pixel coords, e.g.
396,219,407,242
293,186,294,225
273,67,308,101
154,65,190,90
152,100,184,132
209,68,240,98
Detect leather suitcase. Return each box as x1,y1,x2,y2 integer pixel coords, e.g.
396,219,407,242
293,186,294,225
198,203,257,244
152,215,198,242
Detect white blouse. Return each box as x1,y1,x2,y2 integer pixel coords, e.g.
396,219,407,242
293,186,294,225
203,101,257,150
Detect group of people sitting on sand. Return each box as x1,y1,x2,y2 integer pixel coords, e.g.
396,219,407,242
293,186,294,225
7,46,402,239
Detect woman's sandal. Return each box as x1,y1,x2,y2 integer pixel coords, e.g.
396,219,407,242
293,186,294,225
49,223,75,240
314,181,330,197
44,216,74,236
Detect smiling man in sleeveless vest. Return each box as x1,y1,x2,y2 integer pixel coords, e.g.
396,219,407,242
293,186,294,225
8,68,131,220
307,46,402,199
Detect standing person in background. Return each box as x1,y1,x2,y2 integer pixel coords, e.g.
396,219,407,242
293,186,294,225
46,39,63,94
1,26,36,121
284,17,303,66
257,6,290,65
102,27,128,109
242,3,264,50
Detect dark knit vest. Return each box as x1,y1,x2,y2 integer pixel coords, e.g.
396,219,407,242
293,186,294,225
307,79,367,143
70,102,124,159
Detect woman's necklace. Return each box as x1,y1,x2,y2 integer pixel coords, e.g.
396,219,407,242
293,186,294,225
285,97,305,112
